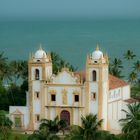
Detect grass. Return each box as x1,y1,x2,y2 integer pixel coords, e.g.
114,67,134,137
8,132,29,140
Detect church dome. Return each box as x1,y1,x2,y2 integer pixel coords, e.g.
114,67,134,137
92,45,103,60
35,46,46,59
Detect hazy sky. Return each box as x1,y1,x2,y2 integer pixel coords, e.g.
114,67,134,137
0,0,140,18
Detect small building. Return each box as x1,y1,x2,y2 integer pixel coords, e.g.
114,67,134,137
9,45,130,133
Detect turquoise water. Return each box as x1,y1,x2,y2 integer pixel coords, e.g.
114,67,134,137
0,18,140,70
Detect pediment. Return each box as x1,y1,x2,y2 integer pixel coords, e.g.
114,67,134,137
51,68,80,84
11,109,23,115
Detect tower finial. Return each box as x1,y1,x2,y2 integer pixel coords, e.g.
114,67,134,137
39,43,42,50
96,43,100,51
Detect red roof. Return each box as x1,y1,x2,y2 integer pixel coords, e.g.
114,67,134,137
74,71,129,90
109,75,129,90
124,98,139,103
74,70,86,83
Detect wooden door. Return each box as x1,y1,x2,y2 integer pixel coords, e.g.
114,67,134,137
60,110,70,125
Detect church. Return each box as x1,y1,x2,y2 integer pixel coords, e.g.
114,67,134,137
9,45,130,133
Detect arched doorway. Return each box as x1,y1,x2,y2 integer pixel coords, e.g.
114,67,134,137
60,110,70,125
14,115,22,128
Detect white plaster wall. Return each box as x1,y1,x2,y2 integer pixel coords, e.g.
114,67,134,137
50,108,56,120
89,83,98,92
52,71,78,84
108,103,112,119
33,100,41,114
33,81,40,91
9,106,29,129
32,81,41,114
46,65,52,79
89,82,98,114
90,101,98,115
101,82,108,130
107,100,122,133
122,86,130,100
47,86,82,106
107,85,130,133
118,100,122,120
34,122,40,130
108,88,121,103
73,108,79,125
113,102,117,120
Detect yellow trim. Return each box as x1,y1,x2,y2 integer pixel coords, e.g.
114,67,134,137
62,89,67,105
46,83,83,87
45,105,84,108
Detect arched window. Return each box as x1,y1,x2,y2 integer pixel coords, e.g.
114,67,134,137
92,70,96,81
35,69,39,80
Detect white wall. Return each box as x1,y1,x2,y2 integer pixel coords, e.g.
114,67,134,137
9,106,29,129
52,70,78,84
46,86,82,106
108,85,130,133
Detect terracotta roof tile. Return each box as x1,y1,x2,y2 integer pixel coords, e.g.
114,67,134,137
124,98,139,103
74,70,129,90
109,75,129,90
74,70,86,83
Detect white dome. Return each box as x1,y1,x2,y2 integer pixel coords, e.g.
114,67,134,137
35,47,46,59
92,46,103,60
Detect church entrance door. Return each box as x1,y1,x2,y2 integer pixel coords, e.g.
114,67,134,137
60,110,70,125
14,115,22,128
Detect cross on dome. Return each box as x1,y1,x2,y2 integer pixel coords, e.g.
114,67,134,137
96,44,100,51
39,43,43,50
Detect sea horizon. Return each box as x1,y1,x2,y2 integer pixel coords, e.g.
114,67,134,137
0,17,140,76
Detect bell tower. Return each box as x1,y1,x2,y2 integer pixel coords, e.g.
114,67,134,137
28,45,52,130
85,44,109,130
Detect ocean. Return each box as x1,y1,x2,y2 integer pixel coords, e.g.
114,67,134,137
0,18,140,74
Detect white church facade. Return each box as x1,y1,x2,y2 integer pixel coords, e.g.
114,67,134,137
9,46,130,133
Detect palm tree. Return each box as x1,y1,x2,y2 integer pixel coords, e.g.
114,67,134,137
8,60,28,84
128,71,137,84
131,83,140,97
9,60,21,84
51,52,77,74
110,58,123,69
65,114,103,140
109,58,123,78
133,60,140,72
123,50,136,60
0,52,8,82
39,116,67,134
28,127,60,140
119,102,140,140
0,110,13,140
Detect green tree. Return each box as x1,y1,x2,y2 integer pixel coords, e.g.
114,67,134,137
0,110,13,140
39,116,67,134
119,102,140,140
51,52,77,74
133,60,140,72
128,71,137,84
131,83,140,97
65,114,103,140
109,58,123,78
28,127,60,140
0,52,9,82
123,50,136,60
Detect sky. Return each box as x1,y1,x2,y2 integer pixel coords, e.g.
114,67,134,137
0,0,140,19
